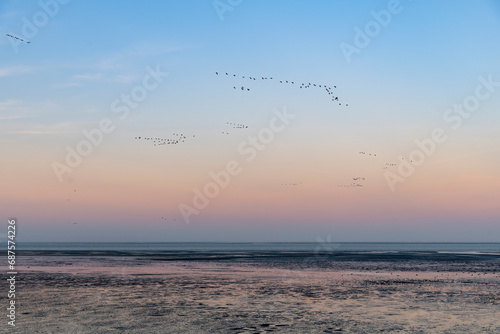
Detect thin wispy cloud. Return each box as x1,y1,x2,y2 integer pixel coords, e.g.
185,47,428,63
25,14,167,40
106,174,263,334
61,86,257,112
0,65,38,77
52,82,83,89
4,121,78,135
72,72,136,84
0,99,62,119
0,115,27,120
0,99,31,113
0,9,21,19
96,43,188,71
82,107,100,114
73,73,104,81
46,42,188,89
429,147,500,166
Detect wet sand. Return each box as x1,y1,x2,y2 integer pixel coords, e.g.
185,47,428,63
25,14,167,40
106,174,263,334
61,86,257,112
3,255,500,333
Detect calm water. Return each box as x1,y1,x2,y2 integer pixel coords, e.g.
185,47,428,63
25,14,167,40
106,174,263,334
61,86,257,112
3,242,497,263
15,242,500,253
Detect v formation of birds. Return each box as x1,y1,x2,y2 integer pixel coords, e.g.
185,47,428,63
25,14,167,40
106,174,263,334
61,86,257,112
215,71,348,106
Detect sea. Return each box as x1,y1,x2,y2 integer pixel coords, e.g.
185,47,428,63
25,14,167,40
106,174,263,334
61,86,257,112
10,242,500,261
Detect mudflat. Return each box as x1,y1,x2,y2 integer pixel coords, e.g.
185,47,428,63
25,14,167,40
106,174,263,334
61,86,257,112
5,254,500,333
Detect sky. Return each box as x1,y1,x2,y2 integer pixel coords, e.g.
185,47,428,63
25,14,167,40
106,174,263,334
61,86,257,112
1,0,499,242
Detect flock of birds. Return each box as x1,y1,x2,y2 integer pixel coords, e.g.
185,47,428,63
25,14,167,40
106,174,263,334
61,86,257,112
66,189,79,225
215,71,377,192
337,183,364,188
5,34,30,44
383,162,397,170
133,128,404,192
15,28,432,226
216,71,348,106
223,122,249,135
359,151,377,157
281,182,302,187
359,151,401,170
335,152,403,188
338,174,367,188
337,176,366,188
136,122,252,145
234,86,250,91
227,122,249,129
131,116,404,195
61,68,403,206
134,133,192,146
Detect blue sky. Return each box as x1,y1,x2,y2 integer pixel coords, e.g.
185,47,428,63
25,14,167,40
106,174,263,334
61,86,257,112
1,0,500,242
